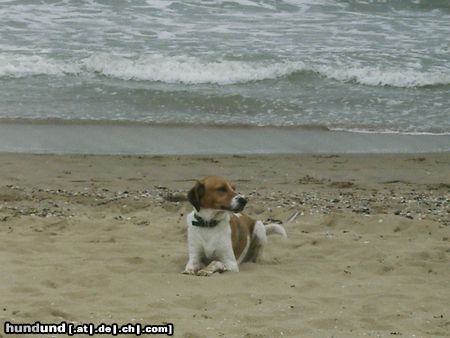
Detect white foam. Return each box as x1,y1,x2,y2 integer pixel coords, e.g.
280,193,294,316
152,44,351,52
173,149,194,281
81,54,306,85
1,53,449,89
329,127,450,136
314,64,450,88
145,0,174,10
211,0,277,10
156,31,176,39
0,54,80,78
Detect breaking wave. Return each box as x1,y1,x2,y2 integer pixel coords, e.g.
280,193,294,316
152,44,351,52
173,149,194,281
1,53,449,88
313,64,450,88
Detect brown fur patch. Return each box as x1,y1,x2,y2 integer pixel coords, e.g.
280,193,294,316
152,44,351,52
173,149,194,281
230,213,256,261
197,176,237,210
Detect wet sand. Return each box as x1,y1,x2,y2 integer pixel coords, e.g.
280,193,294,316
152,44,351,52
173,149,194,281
1,122,450,155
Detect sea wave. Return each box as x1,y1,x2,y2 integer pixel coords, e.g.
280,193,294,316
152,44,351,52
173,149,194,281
81,54,306,85
1,53,449,88
337,0,450,12
1,117,449,136
0,116,331,130
0,53,309,84
313,64,450,88
328,127,450,136
0,54,80,78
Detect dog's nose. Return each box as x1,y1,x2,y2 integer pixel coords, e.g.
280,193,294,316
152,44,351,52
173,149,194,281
237,196,247,206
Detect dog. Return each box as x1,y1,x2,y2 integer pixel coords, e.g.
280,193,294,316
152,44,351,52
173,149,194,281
183,176,287,276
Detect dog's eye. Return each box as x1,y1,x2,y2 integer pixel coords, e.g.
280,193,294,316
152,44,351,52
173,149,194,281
217,186,227,193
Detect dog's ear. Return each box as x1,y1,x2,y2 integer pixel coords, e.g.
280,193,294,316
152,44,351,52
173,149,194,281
187,181,205,211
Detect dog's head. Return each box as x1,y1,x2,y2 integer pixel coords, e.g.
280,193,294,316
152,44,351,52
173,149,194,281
187,176,247,212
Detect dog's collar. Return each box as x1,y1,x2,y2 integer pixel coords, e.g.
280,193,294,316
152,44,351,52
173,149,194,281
192,213,219,228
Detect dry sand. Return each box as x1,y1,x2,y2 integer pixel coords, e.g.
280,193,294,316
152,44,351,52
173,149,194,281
0,153,449,338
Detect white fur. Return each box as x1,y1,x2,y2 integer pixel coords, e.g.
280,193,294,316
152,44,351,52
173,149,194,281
253,221,268,242
265,223,287,238
184,209,239,274
183,209,287,276
230,194,246,211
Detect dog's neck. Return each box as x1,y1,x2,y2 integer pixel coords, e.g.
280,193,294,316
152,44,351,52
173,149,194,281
194,208,228,223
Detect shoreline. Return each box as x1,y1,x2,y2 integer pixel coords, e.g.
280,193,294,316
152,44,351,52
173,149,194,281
1,122,449,155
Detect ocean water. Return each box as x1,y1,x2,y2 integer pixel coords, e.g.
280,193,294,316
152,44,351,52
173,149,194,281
0,0,449,134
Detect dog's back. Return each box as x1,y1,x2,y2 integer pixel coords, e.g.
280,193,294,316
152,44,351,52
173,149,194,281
230,213,286,264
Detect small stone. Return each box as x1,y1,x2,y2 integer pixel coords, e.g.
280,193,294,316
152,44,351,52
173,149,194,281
164,192,187,202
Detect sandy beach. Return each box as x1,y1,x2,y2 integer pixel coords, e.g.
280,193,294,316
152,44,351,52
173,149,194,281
0,153,449,338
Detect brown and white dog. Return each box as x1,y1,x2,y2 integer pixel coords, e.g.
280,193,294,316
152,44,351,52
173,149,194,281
183,176,287,276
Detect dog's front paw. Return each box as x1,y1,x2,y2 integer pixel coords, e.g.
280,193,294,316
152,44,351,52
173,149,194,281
196,261,226,277
196,268,213,277
182,268,198,275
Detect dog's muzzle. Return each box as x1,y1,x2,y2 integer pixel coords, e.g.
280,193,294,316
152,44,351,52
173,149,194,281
231,195,247,212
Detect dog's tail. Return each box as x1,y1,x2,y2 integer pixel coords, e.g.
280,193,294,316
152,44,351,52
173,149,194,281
249,214,294,262
264,210,299,239
265,223,287,238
